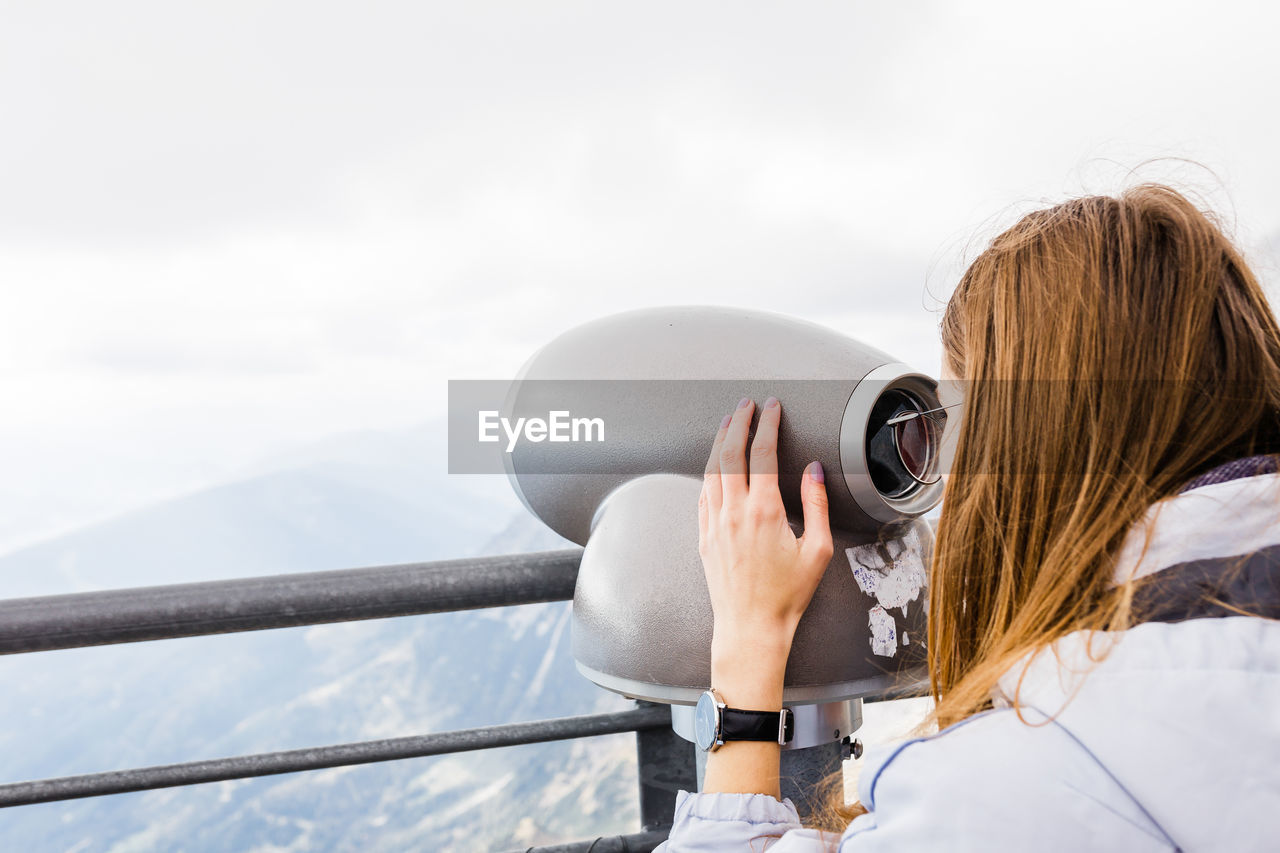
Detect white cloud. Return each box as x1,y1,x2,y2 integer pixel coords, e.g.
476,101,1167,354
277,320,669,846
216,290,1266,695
0,0,1278,547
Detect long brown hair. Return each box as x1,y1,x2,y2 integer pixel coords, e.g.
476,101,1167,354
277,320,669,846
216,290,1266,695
819,183,1280,828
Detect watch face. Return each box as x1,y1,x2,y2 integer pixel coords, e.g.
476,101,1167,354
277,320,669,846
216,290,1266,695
694,691,718,751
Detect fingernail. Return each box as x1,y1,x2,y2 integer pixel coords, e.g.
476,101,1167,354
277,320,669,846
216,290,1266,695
737,397,751,409
764,396,778,409
810,461,824,483
720,414,732,429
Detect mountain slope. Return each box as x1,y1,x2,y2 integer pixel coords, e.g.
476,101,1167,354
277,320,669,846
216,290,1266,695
0,429,638,852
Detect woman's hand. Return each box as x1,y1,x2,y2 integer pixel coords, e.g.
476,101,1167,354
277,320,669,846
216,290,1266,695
699,396,834,711
698,396,833,798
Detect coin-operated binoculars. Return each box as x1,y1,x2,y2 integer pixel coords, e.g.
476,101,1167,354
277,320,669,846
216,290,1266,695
501,306,943,815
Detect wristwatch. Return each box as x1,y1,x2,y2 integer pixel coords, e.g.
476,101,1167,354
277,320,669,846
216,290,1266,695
693,688,795,752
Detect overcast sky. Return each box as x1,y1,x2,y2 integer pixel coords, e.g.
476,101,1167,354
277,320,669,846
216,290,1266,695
2,0,1278,552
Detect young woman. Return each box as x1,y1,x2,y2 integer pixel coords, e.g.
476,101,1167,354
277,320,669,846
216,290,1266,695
662,185,1280,851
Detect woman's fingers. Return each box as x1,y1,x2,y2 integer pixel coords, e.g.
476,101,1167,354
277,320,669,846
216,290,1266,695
718,397,754,505
748,396,781,490
798,461,835,572
698,479,710,531
702,413,731,510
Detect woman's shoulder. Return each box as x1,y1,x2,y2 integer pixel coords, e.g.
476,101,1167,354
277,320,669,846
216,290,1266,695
838,705,1175,851
851,613,1280,852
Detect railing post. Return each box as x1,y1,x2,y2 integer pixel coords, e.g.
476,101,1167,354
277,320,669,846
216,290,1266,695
634,701,696,832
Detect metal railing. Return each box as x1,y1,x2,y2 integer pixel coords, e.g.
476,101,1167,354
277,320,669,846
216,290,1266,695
0,548,922,851
0,706,669,807
0,549,583,654
0,549,700,852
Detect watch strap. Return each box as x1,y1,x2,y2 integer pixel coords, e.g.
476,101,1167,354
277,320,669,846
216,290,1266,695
720,706,794,744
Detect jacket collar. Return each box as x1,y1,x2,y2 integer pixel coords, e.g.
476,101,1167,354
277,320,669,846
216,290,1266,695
1113,458,1280,584
991,458,1280,709
1176,453,1277,494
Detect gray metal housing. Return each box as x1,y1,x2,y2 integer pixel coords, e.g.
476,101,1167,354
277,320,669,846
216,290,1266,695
502,306,942,704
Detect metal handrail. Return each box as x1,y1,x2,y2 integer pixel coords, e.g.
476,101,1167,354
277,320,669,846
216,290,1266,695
0,705,669,808
0,549,583,654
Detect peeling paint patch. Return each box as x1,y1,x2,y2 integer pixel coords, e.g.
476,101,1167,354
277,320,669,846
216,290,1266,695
846,527,928,617
868,605,897,657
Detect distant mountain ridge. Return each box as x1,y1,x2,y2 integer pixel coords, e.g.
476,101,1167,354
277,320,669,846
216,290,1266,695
0,421,517,598
0,423,637,852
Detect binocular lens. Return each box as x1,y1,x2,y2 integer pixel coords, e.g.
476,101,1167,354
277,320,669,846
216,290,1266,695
896,416,928,478
867,390,942,498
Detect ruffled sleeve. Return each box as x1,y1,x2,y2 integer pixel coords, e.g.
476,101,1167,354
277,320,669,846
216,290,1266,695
657,790,842,852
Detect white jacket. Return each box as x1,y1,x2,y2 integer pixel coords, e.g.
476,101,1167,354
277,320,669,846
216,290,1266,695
659,466,1280,852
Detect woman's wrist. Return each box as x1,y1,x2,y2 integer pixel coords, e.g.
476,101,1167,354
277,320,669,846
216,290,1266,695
710,630,792,710
704,632,790,801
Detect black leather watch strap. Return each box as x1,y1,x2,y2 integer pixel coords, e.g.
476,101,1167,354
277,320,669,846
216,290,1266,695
720,707,794,744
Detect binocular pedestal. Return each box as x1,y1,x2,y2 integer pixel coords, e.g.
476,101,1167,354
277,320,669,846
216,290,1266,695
670,699,863,817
